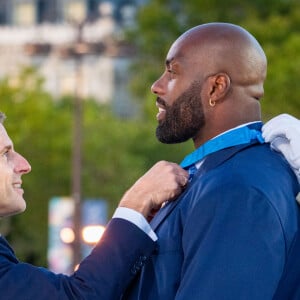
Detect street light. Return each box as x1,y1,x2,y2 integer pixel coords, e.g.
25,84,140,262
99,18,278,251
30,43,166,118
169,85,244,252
82,225,105,244
24,7,113,271
60,227,75,244
70,20,85,269
67,21,105,269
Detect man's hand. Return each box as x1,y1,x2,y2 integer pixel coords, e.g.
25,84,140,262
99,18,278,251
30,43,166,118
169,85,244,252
262,113,300,182
119,161,188,221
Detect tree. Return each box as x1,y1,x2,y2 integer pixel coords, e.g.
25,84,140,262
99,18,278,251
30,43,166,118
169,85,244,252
127,0,300,120
0,67,72,265
0,67,191,266
2,0,300,267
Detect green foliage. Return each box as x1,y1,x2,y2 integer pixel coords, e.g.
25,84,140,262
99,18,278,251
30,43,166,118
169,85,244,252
128,0,300,121
0,67,72,265
1,0,300,268
0,67,191,266
82,101,192,216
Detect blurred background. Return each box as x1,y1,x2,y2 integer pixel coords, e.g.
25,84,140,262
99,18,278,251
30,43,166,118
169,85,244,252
0,0,299,271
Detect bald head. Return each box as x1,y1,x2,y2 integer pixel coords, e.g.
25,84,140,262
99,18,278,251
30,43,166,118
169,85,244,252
175,23,267,92
152,22,268,147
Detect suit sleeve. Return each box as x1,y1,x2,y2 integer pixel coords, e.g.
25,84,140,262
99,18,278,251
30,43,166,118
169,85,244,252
0,218,156,300
175,183,286,300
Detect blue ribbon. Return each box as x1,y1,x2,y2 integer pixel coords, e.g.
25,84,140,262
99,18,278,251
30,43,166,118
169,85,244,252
180,123,265,169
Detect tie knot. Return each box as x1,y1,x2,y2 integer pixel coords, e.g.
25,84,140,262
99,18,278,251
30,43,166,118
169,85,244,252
188,164,197,182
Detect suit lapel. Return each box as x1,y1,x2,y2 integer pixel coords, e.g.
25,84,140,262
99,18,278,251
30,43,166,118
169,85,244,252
150,194,183,231
151,141,260,231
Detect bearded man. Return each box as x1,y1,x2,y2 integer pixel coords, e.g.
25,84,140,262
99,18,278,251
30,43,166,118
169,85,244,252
123,23,300,300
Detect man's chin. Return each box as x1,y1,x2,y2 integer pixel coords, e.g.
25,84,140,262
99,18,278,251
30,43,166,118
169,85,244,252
156,134,187,144
156,129,190,144
0,202,26,217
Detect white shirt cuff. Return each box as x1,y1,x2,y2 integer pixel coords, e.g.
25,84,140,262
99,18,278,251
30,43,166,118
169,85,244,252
112,207,157,241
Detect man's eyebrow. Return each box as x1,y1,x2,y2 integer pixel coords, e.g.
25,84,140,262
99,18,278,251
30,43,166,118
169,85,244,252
165,58,175,68
1,145,12,153
166,56,184,69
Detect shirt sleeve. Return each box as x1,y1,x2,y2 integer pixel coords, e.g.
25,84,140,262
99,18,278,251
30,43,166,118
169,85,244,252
113,207,157,241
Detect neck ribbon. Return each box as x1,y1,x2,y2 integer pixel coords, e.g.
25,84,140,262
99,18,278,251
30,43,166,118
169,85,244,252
180,123,264,169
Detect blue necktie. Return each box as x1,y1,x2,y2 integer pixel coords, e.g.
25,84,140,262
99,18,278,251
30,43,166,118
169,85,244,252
188,164,197,182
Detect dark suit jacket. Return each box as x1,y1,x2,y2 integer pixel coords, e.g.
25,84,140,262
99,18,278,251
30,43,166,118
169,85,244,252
123,141,300,299
0,218,156,299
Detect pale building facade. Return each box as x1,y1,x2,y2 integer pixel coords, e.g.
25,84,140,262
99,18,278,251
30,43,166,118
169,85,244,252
0,0,140,117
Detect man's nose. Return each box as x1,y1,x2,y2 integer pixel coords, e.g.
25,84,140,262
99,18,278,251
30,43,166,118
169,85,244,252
14,153,31,174
151,75,165,95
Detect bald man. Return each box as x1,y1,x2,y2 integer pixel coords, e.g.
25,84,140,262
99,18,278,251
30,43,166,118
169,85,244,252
122,23,300,299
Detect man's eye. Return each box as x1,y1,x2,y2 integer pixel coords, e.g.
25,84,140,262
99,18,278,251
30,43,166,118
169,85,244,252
3,150,9,158
167,69,175,78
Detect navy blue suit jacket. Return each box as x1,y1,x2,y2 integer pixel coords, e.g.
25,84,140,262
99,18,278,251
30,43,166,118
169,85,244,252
0,218,156,299
123,140,300,299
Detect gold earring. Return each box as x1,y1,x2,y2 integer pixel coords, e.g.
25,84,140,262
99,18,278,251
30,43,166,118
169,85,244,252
209,98,216,107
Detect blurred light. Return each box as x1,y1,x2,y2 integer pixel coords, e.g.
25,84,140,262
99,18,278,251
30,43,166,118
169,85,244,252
74,263,80,272
60,227,75,244
82,225,105,244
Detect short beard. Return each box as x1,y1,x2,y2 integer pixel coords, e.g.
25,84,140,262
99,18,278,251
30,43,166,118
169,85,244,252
156,80,205,144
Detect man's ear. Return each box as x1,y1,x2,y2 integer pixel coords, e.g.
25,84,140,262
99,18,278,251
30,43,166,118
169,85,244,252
208,73,231,102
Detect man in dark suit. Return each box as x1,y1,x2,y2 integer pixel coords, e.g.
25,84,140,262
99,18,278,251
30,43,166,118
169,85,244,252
123,23,300,299
0,112,188,299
